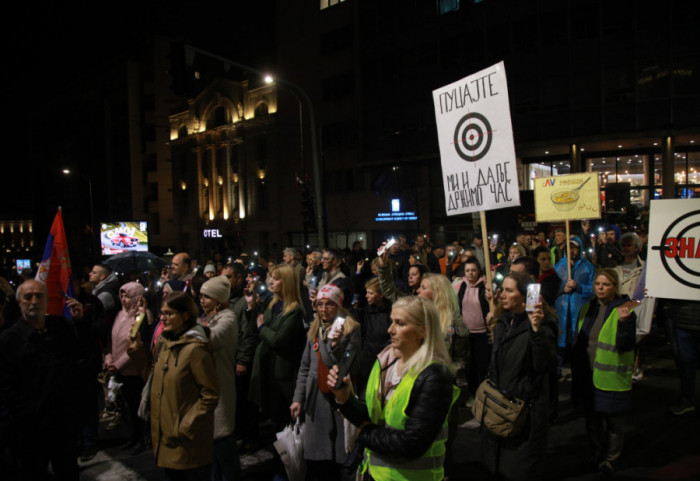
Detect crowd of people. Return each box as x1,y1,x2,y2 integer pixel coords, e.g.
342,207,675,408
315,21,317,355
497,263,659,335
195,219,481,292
0,220,698,481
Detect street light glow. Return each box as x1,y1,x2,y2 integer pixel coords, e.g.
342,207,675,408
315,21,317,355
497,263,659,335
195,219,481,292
264,75,274,84
62,169,70,174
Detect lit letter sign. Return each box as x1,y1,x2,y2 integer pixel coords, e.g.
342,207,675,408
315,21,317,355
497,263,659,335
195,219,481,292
375,198,418,222
203,229,223,238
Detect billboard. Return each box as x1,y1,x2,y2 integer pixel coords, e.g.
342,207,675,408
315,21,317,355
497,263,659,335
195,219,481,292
100,221,149,255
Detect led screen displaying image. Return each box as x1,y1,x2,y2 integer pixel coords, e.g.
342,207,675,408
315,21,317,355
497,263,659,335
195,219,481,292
100,221,149,255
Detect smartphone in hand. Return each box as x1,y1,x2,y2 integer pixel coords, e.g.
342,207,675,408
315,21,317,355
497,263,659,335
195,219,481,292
526,284,541,312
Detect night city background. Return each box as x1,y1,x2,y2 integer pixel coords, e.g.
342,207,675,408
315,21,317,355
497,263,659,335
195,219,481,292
2,0,699,276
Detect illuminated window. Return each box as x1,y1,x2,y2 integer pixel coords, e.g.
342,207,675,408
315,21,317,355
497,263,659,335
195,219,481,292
320,0,346,10
526,160,571,189
437,0,460,14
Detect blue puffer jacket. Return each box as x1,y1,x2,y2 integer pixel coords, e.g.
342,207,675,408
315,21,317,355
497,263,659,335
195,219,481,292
554,236,596,348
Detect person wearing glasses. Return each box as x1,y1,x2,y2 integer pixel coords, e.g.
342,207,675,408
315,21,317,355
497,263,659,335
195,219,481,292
199,275,240,480
328,296,459,481
149,292,219,480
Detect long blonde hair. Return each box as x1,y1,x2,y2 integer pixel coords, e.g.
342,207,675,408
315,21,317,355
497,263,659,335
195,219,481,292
392,296,452,375
269,263,303,315
422,273,459,336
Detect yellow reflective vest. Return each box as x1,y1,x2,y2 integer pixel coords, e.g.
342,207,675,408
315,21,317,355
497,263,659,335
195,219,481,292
362,360,459,481
577,303,634,392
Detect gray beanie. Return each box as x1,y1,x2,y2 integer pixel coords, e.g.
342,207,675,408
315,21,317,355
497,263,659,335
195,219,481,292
203,263,216,275
201,275,231,304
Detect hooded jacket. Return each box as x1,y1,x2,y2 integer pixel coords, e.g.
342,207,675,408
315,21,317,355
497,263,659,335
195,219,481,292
106,282,151,376
554,236,596,348
150,324,219,469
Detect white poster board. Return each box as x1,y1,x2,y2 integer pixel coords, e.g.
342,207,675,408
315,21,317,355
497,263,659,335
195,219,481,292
433,61,520,216
646,198,700,300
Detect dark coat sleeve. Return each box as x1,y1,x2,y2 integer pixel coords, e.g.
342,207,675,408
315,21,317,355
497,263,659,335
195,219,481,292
530,316,558,376
615,310,636,353
358,363,455,459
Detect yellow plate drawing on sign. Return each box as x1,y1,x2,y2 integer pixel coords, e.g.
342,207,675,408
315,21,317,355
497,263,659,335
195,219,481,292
535,173,600,222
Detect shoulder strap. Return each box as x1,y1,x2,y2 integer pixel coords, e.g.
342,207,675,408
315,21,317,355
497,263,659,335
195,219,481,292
457,281,467,314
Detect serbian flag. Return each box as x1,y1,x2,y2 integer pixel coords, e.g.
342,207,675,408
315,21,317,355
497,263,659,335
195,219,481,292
35,207,75,317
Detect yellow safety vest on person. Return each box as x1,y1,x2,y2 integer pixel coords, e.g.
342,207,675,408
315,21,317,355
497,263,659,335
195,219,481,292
577,303,634,392
362,361,459,481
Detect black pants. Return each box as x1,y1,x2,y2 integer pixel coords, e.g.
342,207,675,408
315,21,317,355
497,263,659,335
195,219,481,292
234,371,259,442
584,409,626,464
13,430,78,481
163,465,211,481
468,333,492,395
117,374,146,444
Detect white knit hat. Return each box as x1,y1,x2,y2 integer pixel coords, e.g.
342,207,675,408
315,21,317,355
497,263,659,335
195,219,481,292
200,275,230,304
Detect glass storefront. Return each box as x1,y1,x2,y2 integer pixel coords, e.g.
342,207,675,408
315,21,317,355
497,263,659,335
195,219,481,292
523,143,698,209
527,160,571,190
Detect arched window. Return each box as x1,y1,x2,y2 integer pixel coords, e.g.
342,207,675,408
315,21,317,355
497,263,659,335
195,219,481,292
213,105,227,128
254,102,269,117
178,125,188,138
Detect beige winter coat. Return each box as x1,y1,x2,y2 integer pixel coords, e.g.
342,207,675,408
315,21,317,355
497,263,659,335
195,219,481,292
200,307,238,439
150,325,219,469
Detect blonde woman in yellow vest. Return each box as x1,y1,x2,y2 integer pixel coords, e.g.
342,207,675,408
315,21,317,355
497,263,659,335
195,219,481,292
327,296,459,481
571,268,637,478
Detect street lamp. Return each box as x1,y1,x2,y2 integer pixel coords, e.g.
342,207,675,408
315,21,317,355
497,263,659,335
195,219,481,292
61,168,95,236
184,45,326,245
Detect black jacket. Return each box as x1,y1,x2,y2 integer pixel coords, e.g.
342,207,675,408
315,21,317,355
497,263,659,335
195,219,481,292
353,301,392,396
338,360,455,460
0,316,80,447
481,310,557,481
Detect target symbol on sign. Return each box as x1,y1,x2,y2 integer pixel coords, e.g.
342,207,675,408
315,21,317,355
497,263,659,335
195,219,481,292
452,112,494,162
650,209,700,289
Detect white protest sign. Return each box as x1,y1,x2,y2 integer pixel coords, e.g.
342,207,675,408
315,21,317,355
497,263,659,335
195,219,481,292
646,198,700,300
433,61,520,216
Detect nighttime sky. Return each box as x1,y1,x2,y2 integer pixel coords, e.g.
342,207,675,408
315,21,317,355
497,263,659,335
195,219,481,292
3,2,275,224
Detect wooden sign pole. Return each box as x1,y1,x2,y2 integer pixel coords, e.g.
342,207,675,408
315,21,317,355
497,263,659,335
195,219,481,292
480,210,494,312
565,219,572,280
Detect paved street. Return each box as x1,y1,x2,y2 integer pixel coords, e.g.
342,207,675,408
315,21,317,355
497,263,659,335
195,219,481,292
79,324,699,481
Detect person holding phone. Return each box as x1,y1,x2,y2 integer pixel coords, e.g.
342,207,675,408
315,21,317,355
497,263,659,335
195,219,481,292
481,271,557,481
290,284,361,480
328,296,459,481
377,242,428,302
105,282,152,455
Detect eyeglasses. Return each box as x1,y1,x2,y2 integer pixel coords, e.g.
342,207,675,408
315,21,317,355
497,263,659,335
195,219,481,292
160,309,180,318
